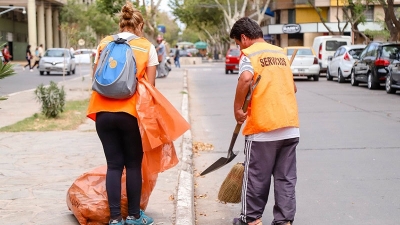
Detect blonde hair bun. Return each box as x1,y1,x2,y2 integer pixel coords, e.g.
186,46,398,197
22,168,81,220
121,1,134,20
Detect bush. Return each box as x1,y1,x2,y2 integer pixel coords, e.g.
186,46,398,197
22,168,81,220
34,81,66,118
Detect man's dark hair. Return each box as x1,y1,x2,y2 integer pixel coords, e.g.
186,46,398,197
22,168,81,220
4,44,8,47
230,17,263,41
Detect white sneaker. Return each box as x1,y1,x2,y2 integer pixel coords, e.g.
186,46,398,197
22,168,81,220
22,67,25,71
30,69,33,72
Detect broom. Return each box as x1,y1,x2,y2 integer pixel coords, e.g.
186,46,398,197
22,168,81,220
217,49,299,204
218,162,244,203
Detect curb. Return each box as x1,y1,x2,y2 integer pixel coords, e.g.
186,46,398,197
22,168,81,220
175,69,195,225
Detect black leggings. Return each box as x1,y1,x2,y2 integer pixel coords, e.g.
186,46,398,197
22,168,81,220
24,58,31,69
96,112,143,218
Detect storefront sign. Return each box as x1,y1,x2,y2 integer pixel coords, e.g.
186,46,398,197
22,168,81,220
282,24,301,34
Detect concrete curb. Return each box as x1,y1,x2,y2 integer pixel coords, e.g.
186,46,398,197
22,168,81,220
175,69,195,225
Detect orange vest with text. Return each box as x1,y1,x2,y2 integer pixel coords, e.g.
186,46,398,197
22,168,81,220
241,42,299,135
87,36,152,121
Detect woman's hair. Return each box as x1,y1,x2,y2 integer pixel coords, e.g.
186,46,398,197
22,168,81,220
119,1,144,33
230,17,263,41
26,45,31,50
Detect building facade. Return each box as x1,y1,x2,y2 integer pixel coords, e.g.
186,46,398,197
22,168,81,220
262,0,392,48
0,0,93,60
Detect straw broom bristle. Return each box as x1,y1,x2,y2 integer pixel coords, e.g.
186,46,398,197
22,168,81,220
218,162,244,203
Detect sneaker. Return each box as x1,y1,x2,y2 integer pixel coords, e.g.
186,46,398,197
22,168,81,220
125,210,154,225
233,218,247,225
22,67,25,71
30,69,33,72
109,218,124,225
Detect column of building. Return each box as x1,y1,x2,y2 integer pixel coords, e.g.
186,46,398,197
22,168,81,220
53,9,60,48
45,6,53,49
27,0,37,48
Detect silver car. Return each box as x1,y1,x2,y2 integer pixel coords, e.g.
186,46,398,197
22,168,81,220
39,48,76,75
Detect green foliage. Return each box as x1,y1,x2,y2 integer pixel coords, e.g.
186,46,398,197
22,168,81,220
96,0,126,15
34,81,66,118
0,62,15,80
156,12,181,46
87,4,118,36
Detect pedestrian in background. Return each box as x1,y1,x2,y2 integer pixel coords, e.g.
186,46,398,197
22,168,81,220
31,47,40,69
23,45,33,72
87,1,158,225
2,44,12,64
155,36,166,77
174,45,180,68
230,17,300,225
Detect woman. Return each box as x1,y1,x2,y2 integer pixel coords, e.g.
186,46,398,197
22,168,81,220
23,45,33,71
31,47,40,69
87,1,158,225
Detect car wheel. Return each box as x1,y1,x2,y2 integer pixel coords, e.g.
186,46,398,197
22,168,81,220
39,71,44,75
230,70,233,74
367,72,379,89
225,69,229,74
46,71,50,75
72,67,76,75
386,73,396,94
338,69,345,83
326,68,333,80
313,75,319,81
350,69,359,86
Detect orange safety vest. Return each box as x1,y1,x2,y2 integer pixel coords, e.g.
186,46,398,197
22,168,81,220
87,35,152,121
241,42,299,135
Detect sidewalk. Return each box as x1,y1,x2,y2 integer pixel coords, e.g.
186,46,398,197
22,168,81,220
0,68,194,225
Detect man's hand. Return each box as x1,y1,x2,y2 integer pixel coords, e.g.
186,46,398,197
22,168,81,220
234,108,247,125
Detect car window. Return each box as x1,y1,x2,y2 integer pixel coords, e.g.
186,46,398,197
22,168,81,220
228,49,240,56
333,48,341,57
325,41,347,51
381,45,400,59
287,48,313,56
45,49,68,57
348,48,364,57
359,45,368,59
366,44,377,57
339,48,346,56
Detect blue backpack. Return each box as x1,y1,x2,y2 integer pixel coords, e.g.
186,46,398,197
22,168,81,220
92,34,138,99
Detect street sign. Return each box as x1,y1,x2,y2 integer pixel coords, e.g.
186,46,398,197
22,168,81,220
78,39,85,46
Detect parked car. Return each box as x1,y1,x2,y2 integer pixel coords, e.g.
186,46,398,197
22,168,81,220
283,46,320,81
385,64,400,94
327,44,366,83
0,51,4,64
351,42,400,89
225,48,241,74
39,48,76,75
74,48,96,64
169,48,191,58
312,35,351,74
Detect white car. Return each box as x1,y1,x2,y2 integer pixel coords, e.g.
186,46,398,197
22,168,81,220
326,45,366,83
74,49,96,64
283,46,320,81
39,48,76,75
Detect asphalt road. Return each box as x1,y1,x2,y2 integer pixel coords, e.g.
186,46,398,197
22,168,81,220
0,64,93,96
189,63,400,225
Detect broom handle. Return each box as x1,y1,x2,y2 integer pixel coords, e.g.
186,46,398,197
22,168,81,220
228,75,261,155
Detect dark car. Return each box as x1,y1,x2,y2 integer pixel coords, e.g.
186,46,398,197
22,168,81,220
385,60,400,94
351,42,400,89
225,48,241,74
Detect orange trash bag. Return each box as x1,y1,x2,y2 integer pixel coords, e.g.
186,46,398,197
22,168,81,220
66,164,158,225
66,78,190,225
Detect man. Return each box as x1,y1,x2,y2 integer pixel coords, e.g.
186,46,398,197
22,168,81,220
155,36,166,77
2,44,12,64
231,17,300,225
174,45,180,68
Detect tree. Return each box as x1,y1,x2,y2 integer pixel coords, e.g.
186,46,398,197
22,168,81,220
377,0,400,41
156,12,180,46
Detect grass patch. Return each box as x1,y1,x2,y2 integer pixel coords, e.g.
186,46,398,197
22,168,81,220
0,99,89,132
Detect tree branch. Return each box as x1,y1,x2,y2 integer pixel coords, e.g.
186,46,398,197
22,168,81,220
307,0,334,34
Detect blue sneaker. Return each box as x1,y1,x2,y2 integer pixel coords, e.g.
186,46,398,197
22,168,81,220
109,218,124,225
125,210,154,225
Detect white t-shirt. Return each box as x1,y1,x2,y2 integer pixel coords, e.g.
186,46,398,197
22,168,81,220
95,32,159,67
238,55,300,142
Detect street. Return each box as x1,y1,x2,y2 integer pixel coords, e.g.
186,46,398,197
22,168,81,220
188,63,400,225
0,64,93,96
1,62,400,225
